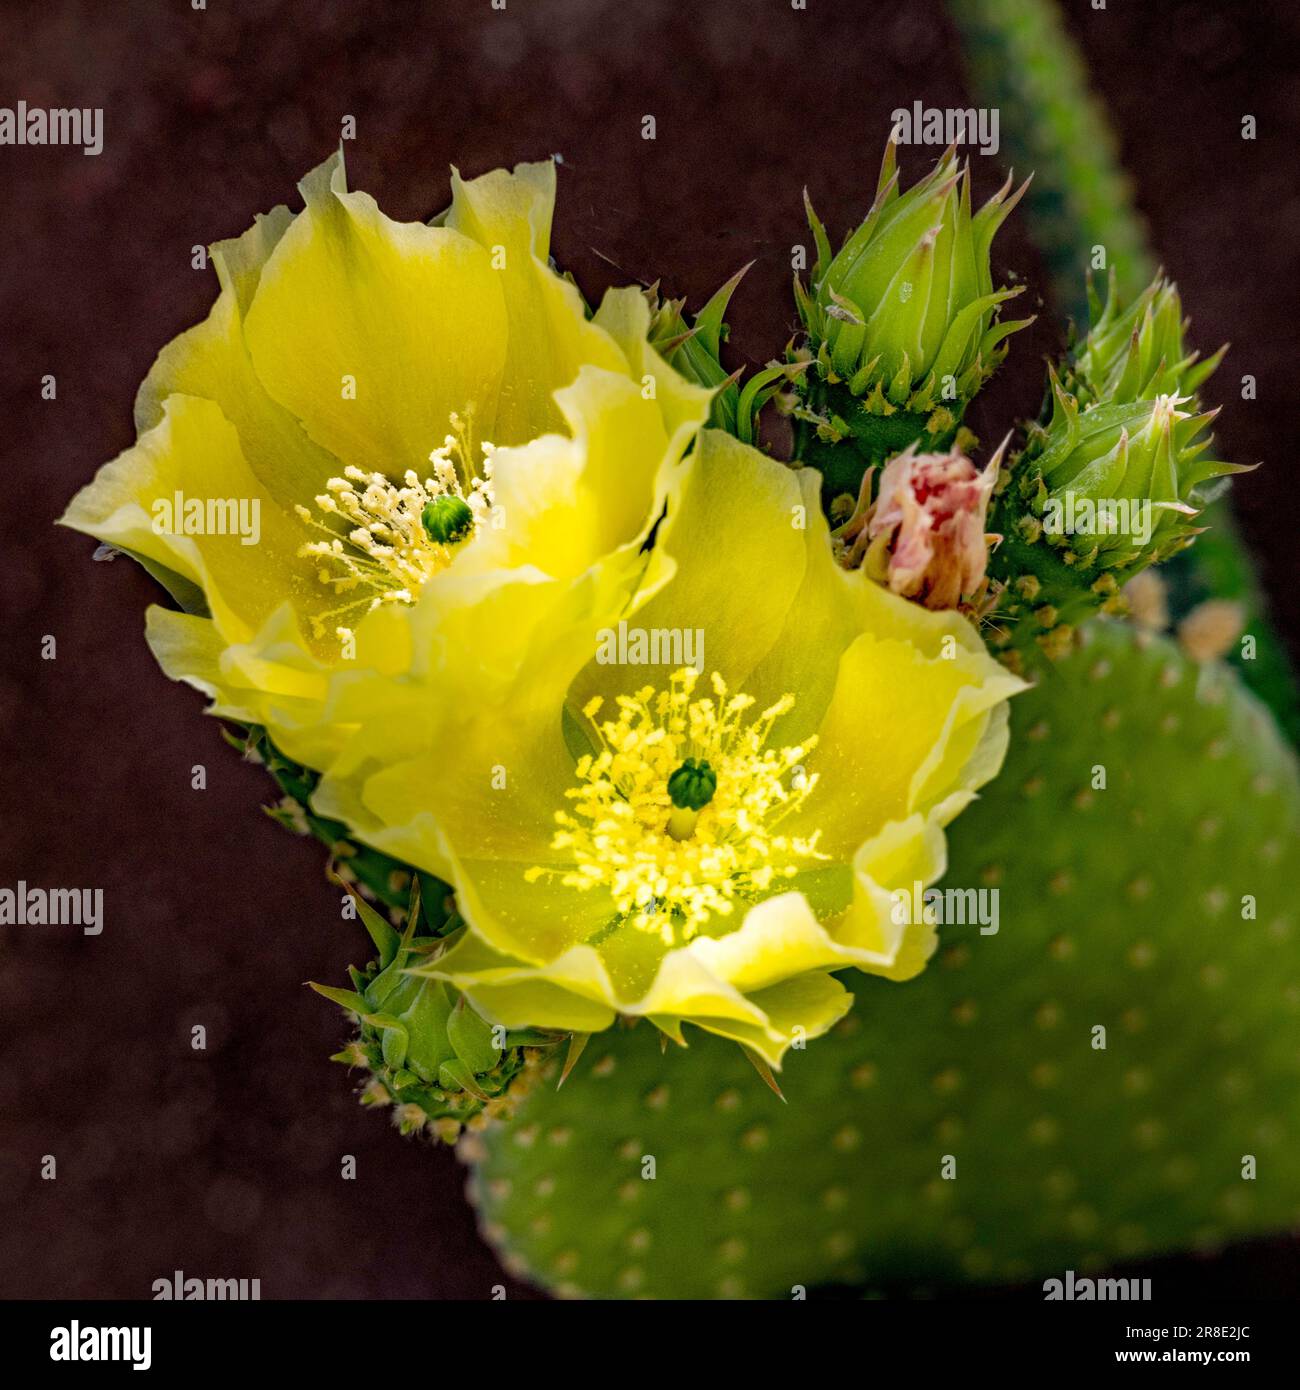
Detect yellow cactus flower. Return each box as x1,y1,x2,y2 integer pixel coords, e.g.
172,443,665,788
60,151,711,772
313,431,1024,1065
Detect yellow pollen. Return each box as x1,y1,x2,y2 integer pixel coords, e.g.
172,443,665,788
295,410,495,643
526,668,825,946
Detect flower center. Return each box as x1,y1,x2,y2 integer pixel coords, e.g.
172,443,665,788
527,668,825,947
295,410,494,646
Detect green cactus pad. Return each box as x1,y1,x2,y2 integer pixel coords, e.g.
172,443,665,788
465,622,1300,1298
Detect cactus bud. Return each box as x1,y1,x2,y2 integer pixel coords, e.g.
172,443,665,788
311,882,561,1140
989,272,1249,663
834,440,1003,612
1062,269,1228,412
645,270,799,446
794,138,1032,500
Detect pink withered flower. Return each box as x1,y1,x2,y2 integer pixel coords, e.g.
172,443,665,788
835,441,1006,611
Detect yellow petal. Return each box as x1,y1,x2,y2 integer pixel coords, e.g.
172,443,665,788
243,151,509,478
834,811,952,975
462,362,697,582
689,972,854,1068
569,428,811,715
144,607,227,702
135,199,339,511
428,918,851,1070
145,606,350,771
789,632,976,857
592,287,715,470
446,161,625,442
60,394,318,645
420,933,620,1033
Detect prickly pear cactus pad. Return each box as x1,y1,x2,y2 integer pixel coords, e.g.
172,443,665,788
466,624,1300,1298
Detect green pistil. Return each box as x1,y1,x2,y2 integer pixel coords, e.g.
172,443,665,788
667,758,717,840
421,494,474,546
668,758,717,810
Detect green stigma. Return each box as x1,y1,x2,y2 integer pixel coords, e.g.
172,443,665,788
667,758,716,842
668,758,717,811
421,494,475,546
664,756,717,839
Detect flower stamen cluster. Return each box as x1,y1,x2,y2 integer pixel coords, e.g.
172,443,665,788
295,410,495,644
527,668,825,946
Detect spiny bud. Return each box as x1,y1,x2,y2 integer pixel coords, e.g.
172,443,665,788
988,271,1251,664
1063,269,1228,413
310,883,561,1142
645,269,799,446
793,137,1031,494
1031,361,1252,570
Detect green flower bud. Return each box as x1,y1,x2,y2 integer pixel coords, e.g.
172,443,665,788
421,494,475,545
645,271,800,447
310,884,558,1142
793,138,1032,497
988,272,1250,666
1062,269,1228,413
1033,386,1228,564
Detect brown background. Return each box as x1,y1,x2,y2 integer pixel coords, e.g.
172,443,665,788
1,0,1296,1299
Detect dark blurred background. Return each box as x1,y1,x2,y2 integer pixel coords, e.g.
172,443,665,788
1,0,1297,1299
